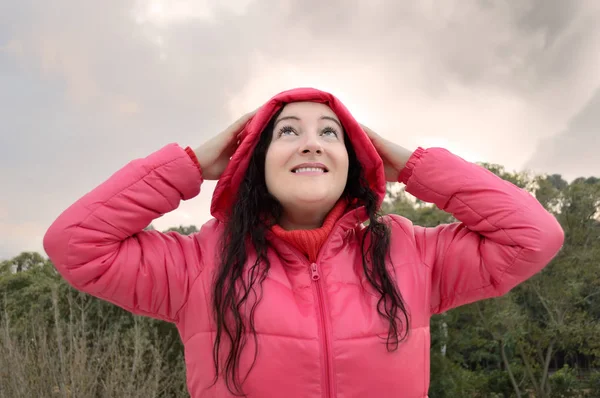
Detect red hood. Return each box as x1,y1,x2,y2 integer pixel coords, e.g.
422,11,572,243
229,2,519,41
210,87,386,221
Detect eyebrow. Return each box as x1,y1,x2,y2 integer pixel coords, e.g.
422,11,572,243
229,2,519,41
274,115,343,130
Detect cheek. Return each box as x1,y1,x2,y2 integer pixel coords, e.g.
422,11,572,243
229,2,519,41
264,146,286,191
265,142,294,170
336,149,350,176
336,151,350,188
264,150,275,188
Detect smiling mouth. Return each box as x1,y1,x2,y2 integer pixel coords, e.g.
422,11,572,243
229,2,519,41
292,167,328,174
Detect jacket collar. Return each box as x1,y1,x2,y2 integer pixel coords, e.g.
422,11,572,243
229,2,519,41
265,206,368,265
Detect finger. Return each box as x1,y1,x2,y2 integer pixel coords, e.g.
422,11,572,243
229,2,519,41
239,108,259,124
226,108,258,137
224,139,239,158
360,124,378,142
361,125,388,155
361,123,377,135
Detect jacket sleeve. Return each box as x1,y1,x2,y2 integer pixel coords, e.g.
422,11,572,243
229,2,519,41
43,143,204,323
397,147,564,315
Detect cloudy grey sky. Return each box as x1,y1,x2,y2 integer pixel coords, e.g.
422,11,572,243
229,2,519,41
1,0,599,260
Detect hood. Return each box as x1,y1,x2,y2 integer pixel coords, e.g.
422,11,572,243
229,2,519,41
210,87,386,222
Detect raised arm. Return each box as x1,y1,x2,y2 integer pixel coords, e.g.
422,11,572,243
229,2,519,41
395,147,564,314
43,112,255,322
43,144,205,322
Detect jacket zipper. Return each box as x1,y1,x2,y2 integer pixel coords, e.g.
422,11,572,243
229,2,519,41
310,262,333,398
269,212,361,398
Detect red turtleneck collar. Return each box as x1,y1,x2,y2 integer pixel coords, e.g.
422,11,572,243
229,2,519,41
271,200,348,262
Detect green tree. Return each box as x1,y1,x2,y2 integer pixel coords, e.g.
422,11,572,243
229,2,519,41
385,166,600,397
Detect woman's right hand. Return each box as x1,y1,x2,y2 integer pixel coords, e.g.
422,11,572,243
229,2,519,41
194,110,257,180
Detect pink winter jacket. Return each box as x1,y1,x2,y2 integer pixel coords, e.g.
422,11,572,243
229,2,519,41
43,88,564,397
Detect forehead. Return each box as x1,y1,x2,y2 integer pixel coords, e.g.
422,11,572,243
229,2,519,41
279,101,338,119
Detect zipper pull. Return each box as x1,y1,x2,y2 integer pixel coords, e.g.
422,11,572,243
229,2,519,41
310,263,320,281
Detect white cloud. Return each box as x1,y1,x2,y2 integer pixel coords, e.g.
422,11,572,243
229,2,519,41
132,0,255,27
2,0,600,259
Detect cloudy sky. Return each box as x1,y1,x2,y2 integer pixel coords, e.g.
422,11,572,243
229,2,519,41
1,0,599,260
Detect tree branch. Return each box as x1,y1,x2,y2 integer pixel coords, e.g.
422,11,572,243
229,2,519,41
517,341,543,397
541,339,555,395
532,284,557,325
500,339,522,398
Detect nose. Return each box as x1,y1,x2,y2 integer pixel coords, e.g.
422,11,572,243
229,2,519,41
299,132,322,155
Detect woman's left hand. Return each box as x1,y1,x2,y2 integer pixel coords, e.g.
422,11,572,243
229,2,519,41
360,124,414,182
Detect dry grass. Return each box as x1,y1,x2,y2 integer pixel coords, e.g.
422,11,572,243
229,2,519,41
0,285,188,398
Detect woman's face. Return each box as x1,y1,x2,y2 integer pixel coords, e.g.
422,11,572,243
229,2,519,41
264,101,349,217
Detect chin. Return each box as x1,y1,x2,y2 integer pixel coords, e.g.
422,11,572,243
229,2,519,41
287,192,340,207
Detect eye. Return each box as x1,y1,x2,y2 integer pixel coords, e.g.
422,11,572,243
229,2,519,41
277,125,297,137
321,127,338,138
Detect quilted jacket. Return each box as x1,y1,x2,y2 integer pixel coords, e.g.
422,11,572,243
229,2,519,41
44,88,564,397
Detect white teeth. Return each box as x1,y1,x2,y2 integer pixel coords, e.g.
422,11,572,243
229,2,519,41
294,167,325,173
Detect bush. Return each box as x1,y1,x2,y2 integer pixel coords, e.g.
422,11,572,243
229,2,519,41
584,371,600,397
549,365,578,398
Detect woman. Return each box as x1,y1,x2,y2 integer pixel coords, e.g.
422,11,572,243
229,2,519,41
44,87,564,397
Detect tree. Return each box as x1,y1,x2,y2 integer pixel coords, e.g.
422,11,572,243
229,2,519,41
1,251,47,273
386,166,600,396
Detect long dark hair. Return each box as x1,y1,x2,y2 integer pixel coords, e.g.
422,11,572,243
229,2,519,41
211,108,410,396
